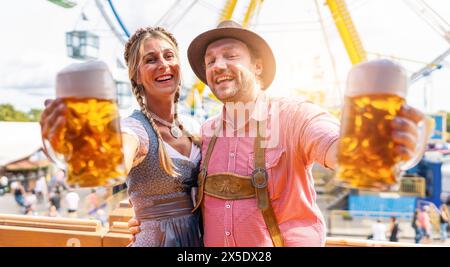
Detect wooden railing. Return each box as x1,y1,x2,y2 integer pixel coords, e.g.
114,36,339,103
0,213,105,247
0,199,134,247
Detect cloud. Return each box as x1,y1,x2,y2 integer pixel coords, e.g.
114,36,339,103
0,51,71,89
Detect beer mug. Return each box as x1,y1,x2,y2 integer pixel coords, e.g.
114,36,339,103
42,61,126,187
335,59,431,191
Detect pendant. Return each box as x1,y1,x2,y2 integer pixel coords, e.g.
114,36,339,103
170,126,183,139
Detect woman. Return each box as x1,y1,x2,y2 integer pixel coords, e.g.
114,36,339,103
40,27,203,247
12,182,26,208
411,208,423,244
419,206,432,243
388,216,399,242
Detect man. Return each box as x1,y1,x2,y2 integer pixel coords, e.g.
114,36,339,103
34,176,48,204
371,219,387,241
129,20,425,247
65,189,80,218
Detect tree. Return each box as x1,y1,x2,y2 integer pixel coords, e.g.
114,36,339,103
447,112,450,133
0,104,42,122
28,108,43,122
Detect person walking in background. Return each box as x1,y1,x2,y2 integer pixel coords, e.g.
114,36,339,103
86,188,99,215
371,219,387,241
34,176,48,204
11,181,26,208
412,208,423,244
49,170,67,193
24,190,37,213
49,189,61,213
388,216,400,242
419,206,432,243
0,176,8,195
439,204,449,242
64,189,80,218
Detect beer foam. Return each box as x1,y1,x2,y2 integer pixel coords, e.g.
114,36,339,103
346,59,408,98
56,60,117,100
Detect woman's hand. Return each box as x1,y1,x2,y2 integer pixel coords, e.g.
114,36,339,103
40,98,69,147
126,217,142,246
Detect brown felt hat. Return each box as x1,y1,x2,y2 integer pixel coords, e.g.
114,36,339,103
187,20,276,90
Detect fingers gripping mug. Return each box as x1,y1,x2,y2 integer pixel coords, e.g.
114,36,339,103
335,59,432,191
42,61,126,187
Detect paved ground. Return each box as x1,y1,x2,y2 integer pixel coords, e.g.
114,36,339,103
327,233,450,246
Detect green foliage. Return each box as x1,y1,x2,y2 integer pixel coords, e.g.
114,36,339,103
0,104,42,122
27,108,43,122
447,112,450,133
341,211,353,221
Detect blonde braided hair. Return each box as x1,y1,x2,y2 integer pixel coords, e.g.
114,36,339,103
125,26,198,177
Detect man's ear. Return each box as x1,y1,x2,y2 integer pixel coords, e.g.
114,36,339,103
254,58,263,76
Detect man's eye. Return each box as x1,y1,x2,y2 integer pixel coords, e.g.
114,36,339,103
206,59,215,66
165,53,175,60
146,58,156,63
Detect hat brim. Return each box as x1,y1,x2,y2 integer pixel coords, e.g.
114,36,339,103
188,27,276,90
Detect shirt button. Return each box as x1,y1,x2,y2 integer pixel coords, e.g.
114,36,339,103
225,231,231,236
230,153,235,158
225,204,231,208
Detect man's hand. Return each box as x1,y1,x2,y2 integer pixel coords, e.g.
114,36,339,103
325,104,426,170
391,104,425,162
126,217,141,247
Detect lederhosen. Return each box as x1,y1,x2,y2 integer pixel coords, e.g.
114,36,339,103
193,121,284,246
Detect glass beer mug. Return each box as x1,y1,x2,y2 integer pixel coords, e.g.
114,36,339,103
43,61,126,187
335,59,431,191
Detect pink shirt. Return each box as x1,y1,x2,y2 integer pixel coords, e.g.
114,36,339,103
200,92,340,247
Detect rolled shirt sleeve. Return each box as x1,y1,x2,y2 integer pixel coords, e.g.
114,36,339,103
283,100,340,167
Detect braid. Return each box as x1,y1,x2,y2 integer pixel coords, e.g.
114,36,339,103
133,85,179,177
172,83,202,147
125,26,201,174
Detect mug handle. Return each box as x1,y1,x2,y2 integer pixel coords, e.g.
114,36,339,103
42,135,67,171
399,116,434,171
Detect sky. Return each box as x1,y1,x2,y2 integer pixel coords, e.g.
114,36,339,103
0,0,449,114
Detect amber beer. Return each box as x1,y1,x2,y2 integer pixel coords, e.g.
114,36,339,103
336,94,405,189
336,59,417,190
44,61,125,187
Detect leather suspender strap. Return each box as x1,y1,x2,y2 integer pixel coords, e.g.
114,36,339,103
253,121,284,247
192,133,218,212
192,119,284,247
253,121,269,210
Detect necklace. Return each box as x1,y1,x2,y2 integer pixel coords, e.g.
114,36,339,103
147,110,183,139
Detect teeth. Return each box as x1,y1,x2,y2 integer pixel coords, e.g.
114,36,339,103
156,75,173,81
215,76,233,83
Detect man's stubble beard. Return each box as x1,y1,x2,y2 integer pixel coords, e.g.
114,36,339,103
224,69,258,104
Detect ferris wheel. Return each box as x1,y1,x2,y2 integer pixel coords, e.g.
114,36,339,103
48,0,450,114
